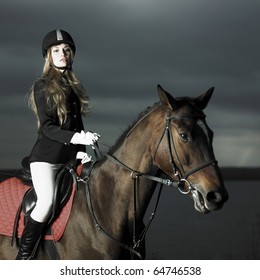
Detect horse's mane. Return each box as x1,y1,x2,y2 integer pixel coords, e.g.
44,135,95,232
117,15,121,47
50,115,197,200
108,101,160,153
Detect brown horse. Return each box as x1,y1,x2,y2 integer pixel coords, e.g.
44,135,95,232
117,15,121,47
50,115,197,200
0,85,228,259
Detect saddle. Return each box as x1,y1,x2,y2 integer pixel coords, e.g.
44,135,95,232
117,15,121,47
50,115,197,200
14,157,76,223
15,156,33,187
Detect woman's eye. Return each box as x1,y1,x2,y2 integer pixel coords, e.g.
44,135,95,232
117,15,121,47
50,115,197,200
180,133,190,142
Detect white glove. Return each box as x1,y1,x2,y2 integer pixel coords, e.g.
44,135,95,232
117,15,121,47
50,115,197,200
85,131,100,143
70,130,100,145
76,151,92,164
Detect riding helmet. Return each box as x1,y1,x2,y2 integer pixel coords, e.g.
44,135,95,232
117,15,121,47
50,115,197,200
42,29,76,57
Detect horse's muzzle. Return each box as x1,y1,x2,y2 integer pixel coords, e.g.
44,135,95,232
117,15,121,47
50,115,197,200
192,187,229,213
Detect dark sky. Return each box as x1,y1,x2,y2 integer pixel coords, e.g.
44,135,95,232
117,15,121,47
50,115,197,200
1,0,260,168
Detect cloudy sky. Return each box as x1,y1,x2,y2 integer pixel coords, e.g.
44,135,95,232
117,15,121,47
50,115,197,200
1,0,260,169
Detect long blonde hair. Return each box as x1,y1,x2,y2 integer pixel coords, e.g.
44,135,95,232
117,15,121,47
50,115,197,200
28,47,89,127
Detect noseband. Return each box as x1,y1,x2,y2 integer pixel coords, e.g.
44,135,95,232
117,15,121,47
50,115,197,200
161,112,217,194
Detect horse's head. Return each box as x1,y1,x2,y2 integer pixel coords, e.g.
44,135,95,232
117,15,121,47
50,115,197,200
153,85,228,213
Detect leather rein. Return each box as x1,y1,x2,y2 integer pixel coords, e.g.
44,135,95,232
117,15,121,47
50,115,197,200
69,112,217,259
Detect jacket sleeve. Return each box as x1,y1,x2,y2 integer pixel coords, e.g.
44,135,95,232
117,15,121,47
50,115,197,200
33,80,75,145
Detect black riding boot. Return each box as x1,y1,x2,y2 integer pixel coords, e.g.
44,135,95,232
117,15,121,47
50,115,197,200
16,216,45,260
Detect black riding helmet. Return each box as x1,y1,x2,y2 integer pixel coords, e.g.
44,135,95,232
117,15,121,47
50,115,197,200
42,29,76,57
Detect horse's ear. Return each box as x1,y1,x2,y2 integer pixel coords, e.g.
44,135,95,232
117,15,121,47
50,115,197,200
157,84,179,111
195,87,214,110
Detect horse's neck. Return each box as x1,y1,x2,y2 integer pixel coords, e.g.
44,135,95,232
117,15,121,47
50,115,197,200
100,117,161,223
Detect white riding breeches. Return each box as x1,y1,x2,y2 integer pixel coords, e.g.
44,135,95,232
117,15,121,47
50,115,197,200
30,162,63,223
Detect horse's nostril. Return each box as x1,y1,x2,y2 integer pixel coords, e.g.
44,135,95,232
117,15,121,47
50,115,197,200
206,191,222,203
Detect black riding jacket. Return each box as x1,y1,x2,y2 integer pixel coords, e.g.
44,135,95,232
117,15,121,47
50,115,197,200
29,78,85,164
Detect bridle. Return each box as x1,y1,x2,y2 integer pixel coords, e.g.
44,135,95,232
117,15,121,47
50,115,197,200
71,110,218,259
160,112,218,194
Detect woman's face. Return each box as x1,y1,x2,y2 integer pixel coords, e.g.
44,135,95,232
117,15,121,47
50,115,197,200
51,43,72,70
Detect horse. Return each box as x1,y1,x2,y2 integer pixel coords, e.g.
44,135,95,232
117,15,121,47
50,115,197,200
0,84,228,259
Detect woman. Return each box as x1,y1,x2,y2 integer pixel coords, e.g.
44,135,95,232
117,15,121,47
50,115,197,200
16,29,99,260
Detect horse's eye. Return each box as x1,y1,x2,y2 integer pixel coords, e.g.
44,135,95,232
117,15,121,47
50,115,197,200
180,132,190,142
